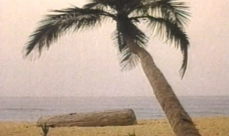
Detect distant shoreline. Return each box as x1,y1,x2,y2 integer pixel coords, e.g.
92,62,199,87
1,96,229,121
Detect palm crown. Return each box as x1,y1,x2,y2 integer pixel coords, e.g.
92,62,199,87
25,0,190,77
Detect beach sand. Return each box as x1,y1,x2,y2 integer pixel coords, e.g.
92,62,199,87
0,117,228,136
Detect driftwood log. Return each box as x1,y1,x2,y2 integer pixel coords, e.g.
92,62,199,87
37,109,137,127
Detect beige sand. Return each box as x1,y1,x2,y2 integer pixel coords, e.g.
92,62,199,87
0,117,228,136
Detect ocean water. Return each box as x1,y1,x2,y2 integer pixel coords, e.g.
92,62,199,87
0,96,229,121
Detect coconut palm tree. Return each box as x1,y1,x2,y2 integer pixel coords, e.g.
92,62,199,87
25,0,201,135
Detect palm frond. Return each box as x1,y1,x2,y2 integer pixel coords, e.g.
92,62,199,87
118,0,142,14
120,48,140,71
84,1,111,11
113,20,148,70
133,0,190,27
145,16,189,77
25,7,107,56
87,0,142,15
86,0,117,11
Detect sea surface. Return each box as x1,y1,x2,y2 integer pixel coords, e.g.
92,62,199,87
0,96,229,121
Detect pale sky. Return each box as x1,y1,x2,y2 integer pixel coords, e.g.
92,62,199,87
0,0,229,97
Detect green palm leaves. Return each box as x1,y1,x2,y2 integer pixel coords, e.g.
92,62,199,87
25,0,190,77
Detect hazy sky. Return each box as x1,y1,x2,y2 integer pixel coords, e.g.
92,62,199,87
1,0,229,97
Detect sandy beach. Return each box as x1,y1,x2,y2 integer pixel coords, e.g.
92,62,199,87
0,116,228,136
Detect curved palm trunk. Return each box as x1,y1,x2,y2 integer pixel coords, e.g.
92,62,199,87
130,45,201,136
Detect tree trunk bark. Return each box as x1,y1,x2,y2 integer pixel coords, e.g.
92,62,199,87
135,47,201,136
37,109,137,127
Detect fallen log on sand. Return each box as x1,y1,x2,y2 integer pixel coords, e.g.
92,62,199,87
37,109,137,127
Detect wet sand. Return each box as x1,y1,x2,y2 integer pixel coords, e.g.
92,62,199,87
0,117,228,136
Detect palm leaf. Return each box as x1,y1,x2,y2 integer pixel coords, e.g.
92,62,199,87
133,0,190,27
113,20,148,70
86,0,118,11
84,1,111,12
25,7,106,56
87,0,142,15
144,16,189,77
